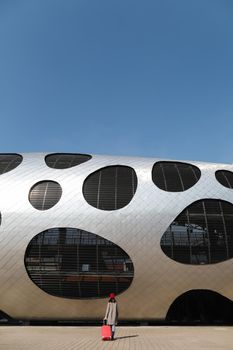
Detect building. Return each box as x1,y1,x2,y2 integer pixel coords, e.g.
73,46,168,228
0,152,233,323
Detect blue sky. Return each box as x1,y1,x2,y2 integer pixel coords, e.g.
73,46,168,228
0,0,233,163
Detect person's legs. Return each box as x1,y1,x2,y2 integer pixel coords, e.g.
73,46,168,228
111,325,115,340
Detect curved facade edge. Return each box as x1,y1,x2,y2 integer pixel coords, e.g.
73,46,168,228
0,152,233,320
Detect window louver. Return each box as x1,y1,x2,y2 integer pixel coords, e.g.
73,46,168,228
152,161,201,192
29,181,62,210
0,154,22,175
45,153,91,169
25,228,134,299
83,166,137,210
215,170,233,189
160,199,233,264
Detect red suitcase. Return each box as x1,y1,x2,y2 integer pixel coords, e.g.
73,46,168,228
101,325,112,340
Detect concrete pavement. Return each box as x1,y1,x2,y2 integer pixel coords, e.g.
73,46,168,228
0,326,232,350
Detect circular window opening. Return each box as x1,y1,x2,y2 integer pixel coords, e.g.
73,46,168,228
25,227,134,299
0,154,22,175
83,165,138,210
45,153,92,169
215,170,233,189
152,161,201,192
29,181,62,210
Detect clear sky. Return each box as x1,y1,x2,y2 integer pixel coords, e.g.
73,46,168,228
0,0,233,163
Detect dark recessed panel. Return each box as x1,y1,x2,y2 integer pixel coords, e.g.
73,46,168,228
216,170,233,189
160,199,233,264
152,161,201,192
166,290,233,323
29,181,62,210
25,228,134,299
45,153,91,169
0,154,22,175
83,166,137,210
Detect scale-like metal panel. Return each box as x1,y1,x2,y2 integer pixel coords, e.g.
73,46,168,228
0,152,233,320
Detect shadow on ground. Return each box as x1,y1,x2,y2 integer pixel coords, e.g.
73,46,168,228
115,335,138,340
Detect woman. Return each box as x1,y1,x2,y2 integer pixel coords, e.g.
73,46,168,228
103,293,118,340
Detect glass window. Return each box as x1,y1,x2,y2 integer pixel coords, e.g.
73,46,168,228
160,199,233,264
45,153,91,169
83,165,137,210
25,227,134,299
29,181,62,210
0,154,22,175
215,170,233,189
152,161,201,192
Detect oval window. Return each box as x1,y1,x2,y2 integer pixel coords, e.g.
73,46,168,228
215,170,233,189
45,153,91,169
152,161,201,192
160,199,233,264
25,227,134,299
0,154,22,175
29,181,62,210
83,165,137,210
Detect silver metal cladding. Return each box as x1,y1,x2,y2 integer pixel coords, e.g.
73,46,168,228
0,152,233,320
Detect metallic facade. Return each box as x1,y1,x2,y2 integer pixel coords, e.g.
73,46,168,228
0,152,233,320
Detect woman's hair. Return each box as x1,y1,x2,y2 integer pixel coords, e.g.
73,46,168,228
109,298,116,303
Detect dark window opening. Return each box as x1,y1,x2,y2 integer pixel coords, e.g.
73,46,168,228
29,181,62,210
0,154,22,175
152,161,201,192
25,227,134,299
166,290,233,324
83,165,137,210
160,199,233,264
45,153,91,169
216,170,233,189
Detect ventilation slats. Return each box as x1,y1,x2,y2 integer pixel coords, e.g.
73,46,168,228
0,154,22,175
25,228,134,299
216,170,233,189
45,153,91,169
83,166,137,210
160,199,233,264
29,181,62,210
152,161,201,192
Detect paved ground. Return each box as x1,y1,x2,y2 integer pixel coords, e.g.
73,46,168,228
0,326,232,350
